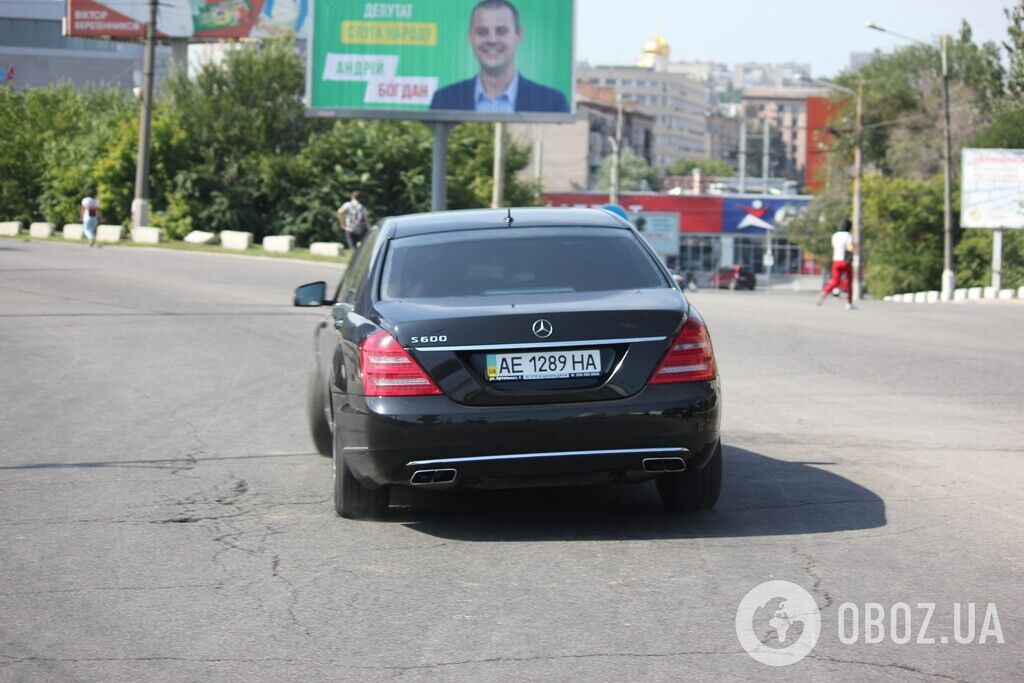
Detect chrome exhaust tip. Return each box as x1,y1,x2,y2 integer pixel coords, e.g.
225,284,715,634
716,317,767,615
409,468,458,486
642,457,686,473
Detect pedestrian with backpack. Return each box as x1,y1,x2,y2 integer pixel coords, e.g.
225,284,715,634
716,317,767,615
337,190,370,255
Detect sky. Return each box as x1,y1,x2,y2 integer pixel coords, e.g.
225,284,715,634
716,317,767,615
576,0,1017,77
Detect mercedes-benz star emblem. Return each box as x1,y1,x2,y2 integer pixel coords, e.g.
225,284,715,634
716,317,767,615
532,319,553,338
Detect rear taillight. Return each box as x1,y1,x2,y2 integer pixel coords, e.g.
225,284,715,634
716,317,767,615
648,316,717,384
360,331,442,397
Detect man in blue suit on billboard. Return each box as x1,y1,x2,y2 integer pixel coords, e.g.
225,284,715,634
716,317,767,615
430,0,569,113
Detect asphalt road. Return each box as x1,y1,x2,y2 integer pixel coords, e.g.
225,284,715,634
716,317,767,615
1,239,1021,681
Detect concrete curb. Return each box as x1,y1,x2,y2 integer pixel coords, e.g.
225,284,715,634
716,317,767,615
29,222,55,238
0,221,23,237
220,230,253,250
884,286,1019,305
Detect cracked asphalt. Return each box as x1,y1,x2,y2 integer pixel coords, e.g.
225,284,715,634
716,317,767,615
1,239,1021,681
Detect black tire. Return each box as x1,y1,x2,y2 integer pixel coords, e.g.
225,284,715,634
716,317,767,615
656,441,722,512
307,366,332,457
333,431,389,519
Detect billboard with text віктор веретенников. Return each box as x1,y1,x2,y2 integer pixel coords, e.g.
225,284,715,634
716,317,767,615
307,0,574,122
65,1,310,40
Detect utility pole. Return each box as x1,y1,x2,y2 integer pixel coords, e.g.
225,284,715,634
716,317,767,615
131,0,158,231
430,122,449,211
940,35,955,301
852,80,864,302
738,119,747,193
762,117,773,287
761,116,770,194
608,91,623,204
491,122,506,209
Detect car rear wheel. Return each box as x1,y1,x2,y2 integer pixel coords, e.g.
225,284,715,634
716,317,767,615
333,431,389,519
307,366,332,457
656,441,722,512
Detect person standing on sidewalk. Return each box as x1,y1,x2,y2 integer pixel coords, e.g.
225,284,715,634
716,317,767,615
818,219,856,310
81,189,101,247
337,190,370,255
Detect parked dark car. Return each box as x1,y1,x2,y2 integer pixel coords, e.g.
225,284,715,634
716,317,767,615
294,208,722,519
708,265,756,290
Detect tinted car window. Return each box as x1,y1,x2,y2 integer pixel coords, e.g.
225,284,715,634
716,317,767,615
381,227,667,300
340,228,380,305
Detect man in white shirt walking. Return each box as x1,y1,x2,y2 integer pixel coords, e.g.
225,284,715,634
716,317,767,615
81,189,101,248
817,219,856,310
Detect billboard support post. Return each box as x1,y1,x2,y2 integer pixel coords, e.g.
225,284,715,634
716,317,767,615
431,122,450,212
492,122,506,209
992,229,1003,291
131,0,158,231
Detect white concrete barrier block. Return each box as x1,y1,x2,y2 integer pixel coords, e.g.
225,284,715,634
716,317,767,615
913,292,927,303
998,288,1016,300
309,242,344,257
262,235,295,253
96,224,124,243
29,222,55,238
953,288,968,302
968,287,983,300
926,290,940,303
184,230,217,245
883,295,893,302
983,286,997,299
63,224,84,240
219,230,253,251
131,226,164,244
903,293,916,303
1018,286,1024,300
0,221,23,236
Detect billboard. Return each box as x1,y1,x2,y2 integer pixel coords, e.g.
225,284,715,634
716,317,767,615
306,0,574,122
65,1,310,40
961,148,1024,229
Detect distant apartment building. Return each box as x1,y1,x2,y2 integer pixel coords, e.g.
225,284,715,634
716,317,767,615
741,85,828,184
0,0,171,90
508,81,654,192
705,111,740,168
577,33,709,170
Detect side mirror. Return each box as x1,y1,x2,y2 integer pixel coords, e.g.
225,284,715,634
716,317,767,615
294,281,328,307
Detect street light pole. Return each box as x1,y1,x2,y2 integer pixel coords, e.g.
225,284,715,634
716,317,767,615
608,91,623,205
866,22,956,300
940,35,955,301
131,0,158,232
852,80,864,302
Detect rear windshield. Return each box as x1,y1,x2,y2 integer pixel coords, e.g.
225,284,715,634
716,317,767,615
381,227,667,299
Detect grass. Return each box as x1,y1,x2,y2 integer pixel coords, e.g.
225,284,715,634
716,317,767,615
0,232,353,266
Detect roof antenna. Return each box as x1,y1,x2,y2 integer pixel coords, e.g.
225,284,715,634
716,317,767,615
505,208,514,227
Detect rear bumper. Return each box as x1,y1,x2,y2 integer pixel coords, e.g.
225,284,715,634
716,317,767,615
335,382,721,489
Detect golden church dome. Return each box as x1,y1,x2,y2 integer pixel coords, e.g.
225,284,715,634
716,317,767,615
642,32,670,59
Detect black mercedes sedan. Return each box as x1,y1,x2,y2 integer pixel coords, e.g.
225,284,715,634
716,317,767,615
294,208,722,519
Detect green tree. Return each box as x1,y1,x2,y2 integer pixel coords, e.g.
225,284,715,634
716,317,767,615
597,148,656,192
860,174,946,296
1006,1,1024,100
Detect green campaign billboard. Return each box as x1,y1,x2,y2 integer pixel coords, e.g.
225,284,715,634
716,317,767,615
307,0,574,122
